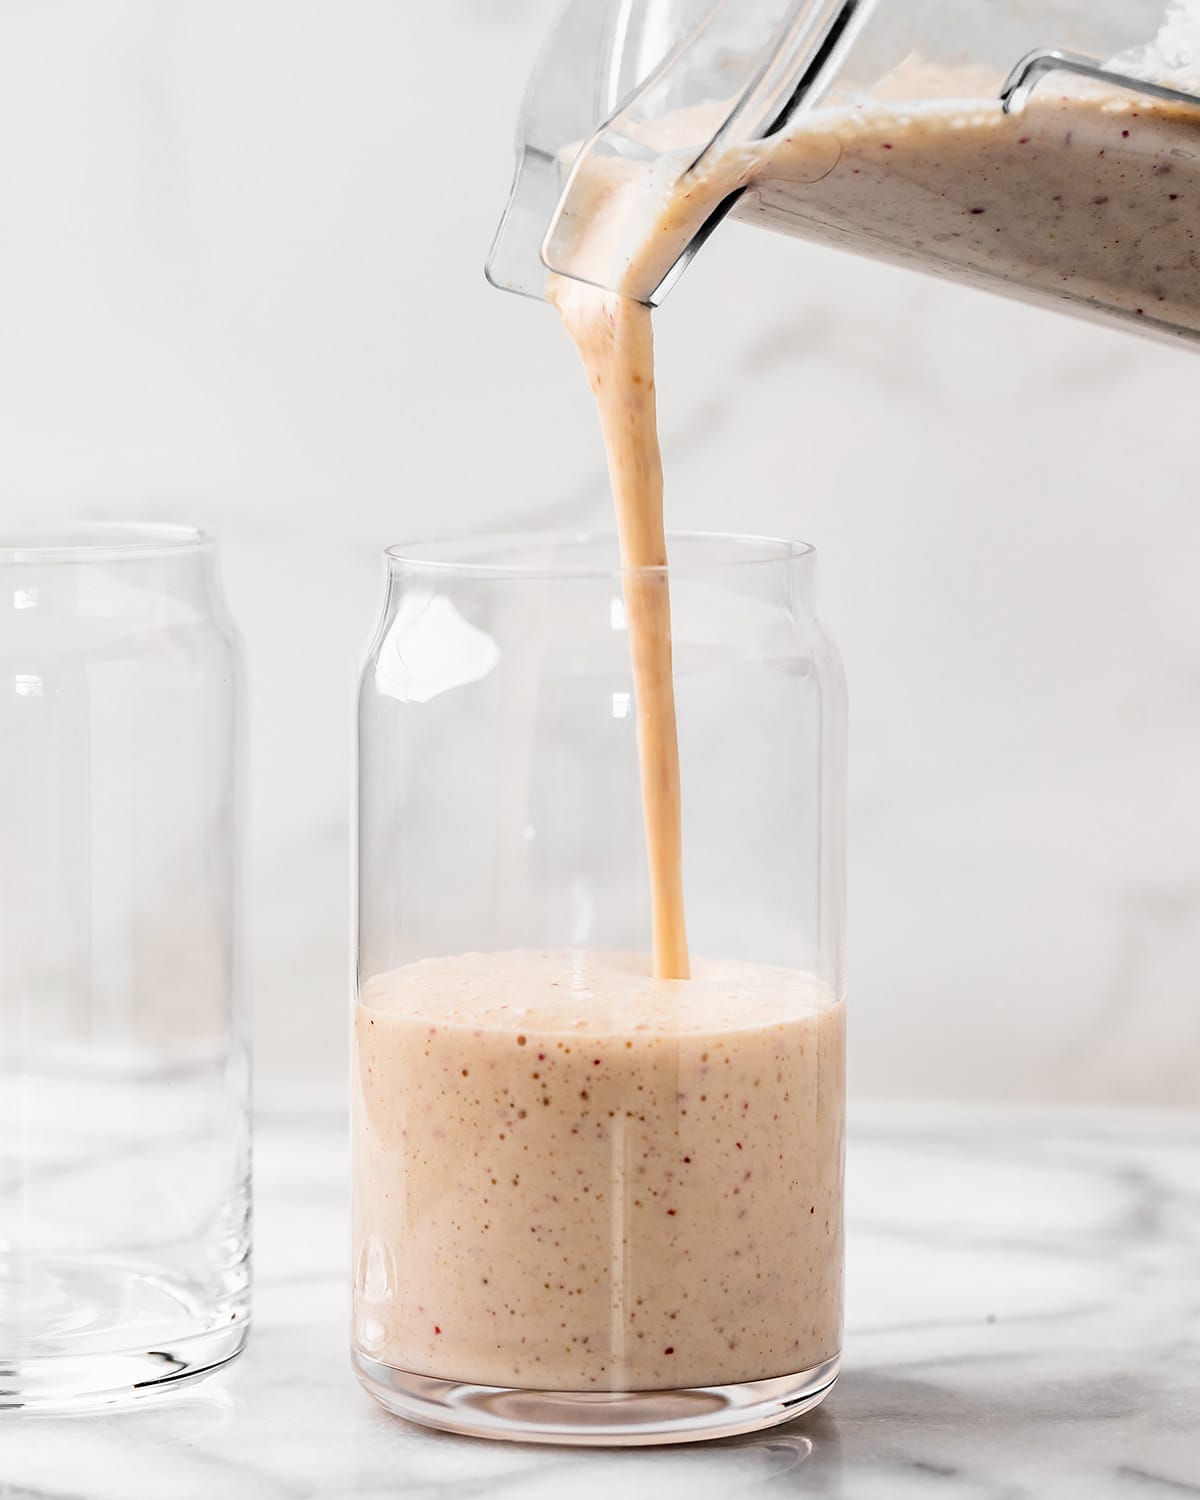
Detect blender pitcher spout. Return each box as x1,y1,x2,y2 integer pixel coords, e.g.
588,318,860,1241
486,0,866,306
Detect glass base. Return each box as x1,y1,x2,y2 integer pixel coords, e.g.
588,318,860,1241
0,1258,249,1411
351,1350,840,1446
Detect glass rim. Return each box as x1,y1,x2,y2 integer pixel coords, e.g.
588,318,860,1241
0,522,214,563
384,530,816,579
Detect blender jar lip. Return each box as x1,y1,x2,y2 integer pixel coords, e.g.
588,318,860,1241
0,522,213,563
384,531,816,580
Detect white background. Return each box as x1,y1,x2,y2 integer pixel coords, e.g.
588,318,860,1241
3,0,1198,1103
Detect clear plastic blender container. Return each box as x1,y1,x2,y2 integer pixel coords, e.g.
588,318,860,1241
488,0,1200,343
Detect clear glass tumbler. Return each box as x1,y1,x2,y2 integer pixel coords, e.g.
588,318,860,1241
0,524,250,1409
352,532,846,1445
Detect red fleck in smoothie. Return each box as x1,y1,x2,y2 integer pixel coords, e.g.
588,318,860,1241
352,950,844,1391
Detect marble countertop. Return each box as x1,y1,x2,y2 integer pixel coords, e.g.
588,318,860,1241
5,1098,1197,1500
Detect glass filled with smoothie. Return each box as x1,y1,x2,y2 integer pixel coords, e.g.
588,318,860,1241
352,531,846,1444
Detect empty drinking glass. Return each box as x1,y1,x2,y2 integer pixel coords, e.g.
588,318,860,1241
0,523,250,1408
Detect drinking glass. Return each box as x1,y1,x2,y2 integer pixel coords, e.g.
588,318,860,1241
0,523,250,1408
352,531,846,1444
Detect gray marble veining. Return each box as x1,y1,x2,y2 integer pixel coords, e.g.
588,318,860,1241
3,1099,1196,1499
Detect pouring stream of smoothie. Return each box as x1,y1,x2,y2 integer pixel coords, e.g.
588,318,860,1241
551,279,689,980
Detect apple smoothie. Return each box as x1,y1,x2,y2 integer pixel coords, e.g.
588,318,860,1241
354,20,1200,1415
353,950,844,1391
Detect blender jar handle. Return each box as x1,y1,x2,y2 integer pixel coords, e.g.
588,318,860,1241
1000,47,1200,115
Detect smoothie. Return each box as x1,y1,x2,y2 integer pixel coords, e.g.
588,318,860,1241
353,29,1199,1414
551,81,1200,333
371,50,1200,1413
549,279,689,980
353,950,844,1391
731,88,1200,338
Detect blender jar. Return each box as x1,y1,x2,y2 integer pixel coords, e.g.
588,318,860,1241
489,0,1200,343
352,532,847,1445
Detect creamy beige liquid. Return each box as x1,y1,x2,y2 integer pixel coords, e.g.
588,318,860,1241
353,950,844,1391
550,281,689,979
353,72,1198,1400
740,89,1200,336
563,86,1200,331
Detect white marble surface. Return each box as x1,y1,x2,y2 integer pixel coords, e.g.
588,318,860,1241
4,1096,1197,1499
2,3,1200,1102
